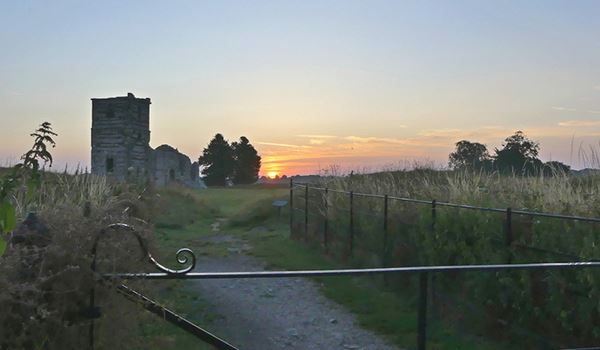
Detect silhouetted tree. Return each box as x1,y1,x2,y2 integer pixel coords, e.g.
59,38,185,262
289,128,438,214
232,136,261,184
494,131,542,175
448,140,491,170
198,134,234,186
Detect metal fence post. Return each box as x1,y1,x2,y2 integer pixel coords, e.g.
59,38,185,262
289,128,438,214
349,191,354,256
418,272,429,350
383,194,390,285
305,185,309,240
506,207,513,262
383,194,389,266
430,199,437,318
431,199,436,233
289,178,294,234
324,187,329,252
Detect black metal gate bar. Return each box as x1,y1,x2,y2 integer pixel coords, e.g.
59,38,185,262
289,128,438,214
105,260,600,350
104,260,600,280
117,284,239,350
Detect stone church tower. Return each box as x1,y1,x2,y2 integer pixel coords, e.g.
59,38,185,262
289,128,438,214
90,93,203,187
91,93,151,181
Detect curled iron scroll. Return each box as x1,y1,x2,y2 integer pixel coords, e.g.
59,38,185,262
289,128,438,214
91,223,196,275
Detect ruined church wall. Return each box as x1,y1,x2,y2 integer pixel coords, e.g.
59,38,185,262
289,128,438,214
151,146,195,187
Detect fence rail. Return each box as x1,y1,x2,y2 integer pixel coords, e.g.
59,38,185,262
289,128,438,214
292,181,600,223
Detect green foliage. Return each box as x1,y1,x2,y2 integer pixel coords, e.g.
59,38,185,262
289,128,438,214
449,140,491,171
198,133,234,186
198,134,262,186
0,122,57,254
493,131,542,175
231,136,261,184
0,201,16,233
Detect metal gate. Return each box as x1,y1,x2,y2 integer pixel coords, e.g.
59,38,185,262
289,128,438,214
89,223,600,350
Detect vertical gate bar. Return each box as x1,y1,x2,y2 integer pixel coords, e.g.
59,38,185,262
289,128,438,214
418,272,429,350
349,191,354,256
305,184,309,240
324,187,329,252
289,178,294,235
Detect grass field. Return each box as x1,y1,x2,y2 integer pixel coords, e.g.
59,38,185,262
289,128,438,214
150,184,508,350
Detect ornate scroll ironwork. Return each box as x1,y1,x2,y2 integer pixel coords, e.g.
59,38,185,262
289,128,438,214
91,223,196,275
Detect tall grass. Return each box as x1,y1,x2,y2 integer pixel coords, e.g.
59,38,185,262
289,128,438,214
292,167,600,347
320,169,600,216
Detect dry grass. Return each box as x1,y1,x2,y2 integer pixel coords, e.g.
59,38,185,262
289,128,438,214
320,169,600,216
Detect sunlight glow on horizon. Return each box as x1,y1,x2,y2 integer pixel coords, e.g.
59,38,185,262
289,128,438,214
1,1,599,175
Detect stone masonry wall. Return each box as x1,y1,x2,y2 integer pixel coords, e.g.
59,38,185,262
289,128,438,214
91,93,151,181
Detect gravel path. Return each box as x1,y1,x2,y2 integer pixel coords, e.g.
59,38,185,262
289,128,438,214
187,234,397,350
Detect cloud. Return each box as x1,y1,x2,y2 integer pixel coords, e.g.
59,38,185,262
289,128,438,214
587,110,600,114
552,106,577,112
557,120,600,127
257,142,312,149
297,134,338,139
309,139,325,145
594,85,600,91
344,136,408,144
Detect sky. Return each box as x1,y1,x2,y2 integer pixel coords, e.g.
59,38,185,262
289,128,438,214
1,0,600,176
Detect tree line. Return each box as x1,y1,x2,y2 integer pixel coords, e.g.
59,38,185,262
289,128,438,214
448,130,570,175
198,134,261,186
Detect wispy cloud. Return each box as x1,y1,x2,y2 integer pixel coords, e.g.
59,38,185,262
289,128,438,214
257,142,312,149
309,139,325,145
552,106,577,112
587,110,600,114
297,134,338,139
594,85,600,91
344,136,408,144
558,120,600,127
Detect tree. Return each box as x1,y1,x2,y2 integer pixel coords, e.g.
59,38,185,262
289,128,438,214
448,140,491,170
231,136,261,184
494,131,542,175
198,134,234,186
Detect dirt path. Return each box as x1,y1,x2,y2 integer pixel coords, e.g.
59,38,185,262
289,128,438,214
186,233,397,350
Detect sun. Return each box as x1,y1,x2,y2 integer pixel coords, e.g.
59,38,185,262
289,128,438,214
267,171,279,179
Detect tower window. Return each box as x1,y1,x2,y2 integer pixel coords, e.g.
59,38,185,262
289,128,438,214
106,157,114,173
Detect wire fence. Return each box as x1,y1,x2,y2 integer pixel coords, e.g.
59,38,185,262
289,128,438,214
289,179,600,349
